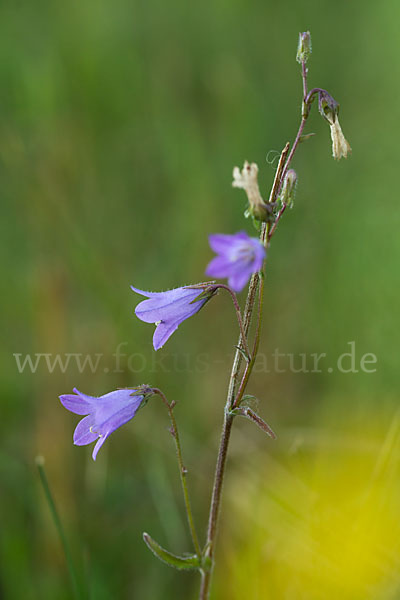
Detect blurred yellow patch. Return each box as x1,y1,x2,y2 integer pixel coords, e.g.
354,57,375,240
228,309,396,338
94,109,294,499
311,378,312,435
214,412,400,600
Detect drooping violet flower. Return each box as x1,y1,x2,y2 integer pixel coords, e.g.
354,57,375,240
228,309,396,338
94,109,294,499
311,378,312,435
59,388,148,460
205,231,266,292
131,285,215,350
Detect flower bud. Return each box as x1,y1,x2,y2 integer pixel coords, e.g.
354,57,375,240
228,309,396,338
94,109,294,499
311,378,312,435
279,169,297,208
296,31,312,64
318,90,351,160
232,161,273,222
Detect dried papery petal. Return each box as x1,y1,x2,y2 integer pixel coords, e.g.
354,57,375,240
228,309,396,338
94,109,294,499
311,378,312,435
232,162,271,221
329,118,352,160
318,90,351,161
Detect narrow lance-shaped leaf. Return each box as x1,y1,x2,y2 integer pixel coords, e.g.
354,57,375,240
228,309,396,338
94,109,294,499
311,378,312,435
230,406,276,439
234,345,251,363
142,532,201,571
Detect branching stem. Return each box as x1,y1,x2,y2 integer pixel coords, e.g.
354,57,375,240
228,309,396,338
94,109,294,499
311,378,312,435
199,58,314,600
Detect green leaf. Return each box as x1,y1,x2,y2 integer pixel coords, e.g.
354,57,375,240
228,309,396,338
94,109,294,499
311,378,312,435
233,345,250,363
229,407,276,439
143,533,201,571
299,132,316,143
240,394,260,412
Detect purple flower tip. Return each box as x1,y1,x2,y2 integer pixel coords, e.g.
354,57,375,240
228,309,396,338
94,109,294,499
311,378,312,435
205,231,266,292
59,388,146,460
131,285,212,350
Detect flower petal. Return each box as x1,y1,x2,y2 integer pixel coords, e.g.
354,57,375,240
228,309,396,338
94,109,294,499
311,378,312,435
208,232,248,253
92,433,109,460
95,396,144,436
205,255,235,279
73,415,98,446
72,387,96,402
134,288,202,324
59,393,91,415
153,320,181,350
251,241,266,271
228,269,253,293
92,389,138,408
130,286,163,298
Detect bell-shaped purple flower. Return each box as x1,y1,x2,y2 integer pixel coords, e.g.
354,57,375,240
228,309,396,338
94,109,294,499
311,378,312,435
205,231,266,292
59,388,147,460
132,285,214,350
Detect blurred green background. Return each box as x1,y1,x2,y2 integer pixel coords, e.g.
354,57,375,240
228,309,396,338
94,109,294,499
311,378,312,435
1,0,399,598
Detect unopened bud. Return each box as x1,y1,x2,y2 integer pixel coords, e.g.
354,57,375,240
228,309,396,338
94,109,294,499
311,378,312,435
35,455,45,467
318,90,351,160
232,161,273,222
279,169,297,208
296,31,312,64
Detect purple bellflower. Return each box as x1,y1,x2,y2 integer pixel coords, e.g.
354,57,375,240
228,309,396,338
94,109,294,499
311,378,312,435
205,231,266,292
59,388,148,460
132,285,214,350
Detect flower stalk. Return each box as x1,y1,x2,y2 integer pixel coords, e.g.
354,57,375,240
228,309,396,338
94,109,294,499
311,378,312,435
151,388,202,559
207,283,252,359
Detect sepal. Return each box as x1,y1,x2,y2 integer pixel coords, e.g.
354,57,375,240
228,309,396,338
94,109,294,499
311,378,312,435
185,282,217,306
